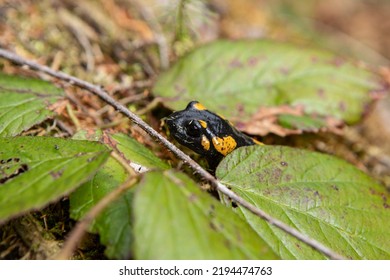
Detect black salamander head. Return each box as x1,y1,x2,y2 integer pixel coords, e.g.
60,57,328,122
165,101,257,168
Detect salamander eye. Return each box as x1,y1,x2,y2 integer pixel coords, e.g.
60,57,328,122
185,120,202,138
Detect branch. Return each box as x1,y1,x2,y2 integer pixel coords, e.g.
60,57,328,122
0,48,345,260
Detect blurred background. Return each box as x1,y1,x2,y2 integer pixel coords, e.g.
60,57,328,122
1,0,389,68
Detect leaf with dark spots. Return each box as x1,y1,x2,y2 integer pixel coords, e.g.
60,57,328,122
50,169,64,179
368,188,389,207
155,40,384,135
188,193,198,202
209,221,218,231
228,59,244,68
279,67,290,75
217,145,390,259
330,57,347,67
247,56,260,67
0,163,29,184
134,170,277,259
317,88,326,98
257,166,285,185
207,204,216,218
174,84,187,95
223,240,232,250
339,102,347,112
0,136,110,224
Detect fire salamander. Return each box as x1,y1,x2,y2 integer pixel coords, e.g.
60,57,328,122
165,101,262,169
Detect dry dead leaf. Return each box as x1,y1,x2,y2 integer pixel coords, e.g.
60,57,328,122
236,105,344,137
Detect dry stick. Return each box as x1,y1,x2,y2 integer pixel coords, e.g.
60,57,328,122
55,178,138,260
0,48,345,260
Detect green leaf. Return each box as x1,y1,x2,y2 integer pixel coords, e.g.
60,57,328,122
0,73,64,137
0,136,110,224
70,133,167,259
112,133,169,171
70,156,132,259
216,145,390,259
154,40,382,124
133,170,277,260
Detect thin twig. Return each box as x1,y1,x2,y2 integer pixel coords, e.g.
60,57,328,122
0,48,345,260
110,151,138,176
66,103,81,131
56,119,74,135
70,27,95,72
55,177,138,260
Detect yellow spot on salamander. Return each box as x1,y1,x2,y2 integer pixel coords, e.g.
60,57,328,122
198,120,207,128
193,102,207,111
212,136,237,156
217,113,227,120
201,135,210,151
253,138,264,145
